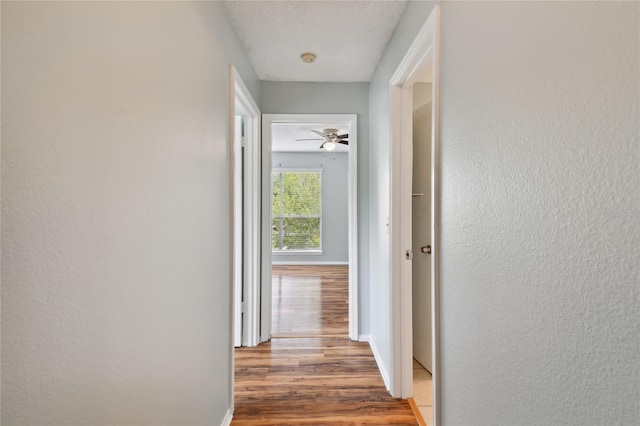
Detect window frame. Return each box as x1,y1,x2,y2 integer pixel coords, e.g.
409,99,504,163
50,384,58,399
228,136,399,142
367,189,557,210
271,167,323,255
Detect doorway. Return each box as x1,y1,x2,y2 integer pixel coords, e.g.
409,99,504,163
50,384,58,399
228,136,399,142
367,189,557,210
270,127,350,337
229,67,261,418
411,81,434,425
261,114,359,342
389,4,441,425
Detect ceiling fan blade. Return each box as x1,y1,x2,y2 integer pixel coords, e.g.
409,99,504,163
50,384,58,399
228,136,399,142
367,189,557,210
337,140,349,145
296,138,324,141
319,142,325,149
310,129,326,137
337,133,349,139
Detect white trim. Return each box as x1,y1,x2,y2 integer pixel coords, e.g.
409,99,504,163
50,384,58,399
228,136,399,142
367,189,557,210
272,260,349,266
272,167,324,174
232,67,261,349
233,115,243,348
431,14,442,426
362,334,391,391
272,250,324,256
262,114,359,341
272,150,349,154
358,333,371,342
229,66,261,417
261,117,273,343
388,6,442,426
347,114,359,342
220,409,233,426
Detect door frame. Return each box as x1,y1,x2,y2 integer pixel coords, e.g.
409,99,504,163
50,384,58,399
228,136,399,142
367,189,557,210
389,4,441,424
233,114,243,347
229,66,260,352
261,114,359,341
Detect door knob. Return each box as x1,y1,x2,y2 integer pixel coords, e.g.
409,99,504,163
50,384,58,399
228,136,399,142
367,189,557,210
421,245,431,254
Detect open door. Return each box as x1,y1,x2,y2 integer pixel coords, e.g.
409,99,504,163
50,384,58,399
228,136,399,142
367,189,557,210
412,83,432,372
388,5,440,425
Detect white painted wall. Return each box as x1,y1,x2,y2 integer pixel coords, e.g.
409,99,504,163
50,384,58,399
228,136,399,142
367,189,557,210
1,2,259,425
438,3,639,424
271,152,348,263
261,82,371,333
371,1,639,424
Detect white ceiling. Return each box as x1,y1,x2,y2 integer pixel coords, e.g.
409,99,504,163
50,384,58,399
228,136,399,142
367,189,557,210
272,123,349,153
223,0,408,82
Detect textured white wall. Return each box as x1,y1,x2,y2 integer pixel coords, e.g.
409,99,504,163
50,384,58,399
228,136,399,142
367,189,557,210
261,81,371,333
1,2,259,425
371,1,639,424
439,3,639,424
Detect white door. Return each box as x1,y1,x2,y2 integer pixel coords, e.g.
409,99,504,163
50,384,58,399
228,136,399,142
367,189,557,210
411,83,432,371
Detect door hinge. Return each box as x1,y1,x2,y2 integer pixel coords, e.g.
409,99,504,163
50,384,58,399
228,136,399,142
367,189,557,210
241,137,246,148
241,302,245,313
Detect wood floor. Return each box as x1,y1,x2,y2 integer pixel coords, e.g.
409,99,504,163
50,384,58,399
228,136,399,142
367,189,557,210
232,265,417,425
271,265,349,337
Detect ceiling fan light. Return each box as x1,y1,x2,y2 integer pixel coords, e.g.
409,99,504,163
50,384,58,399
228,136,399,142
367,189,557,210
323,141,336,151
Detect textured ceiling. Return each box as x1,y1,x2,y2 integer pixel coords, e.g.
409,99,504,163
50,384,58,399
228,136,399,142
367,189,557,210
272,123,349,152
223,0,407,82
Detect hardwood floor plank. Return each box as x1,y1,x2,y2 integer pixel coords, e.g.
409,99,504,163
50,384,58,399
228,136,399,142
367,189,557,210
271,265,349,337
233,266,417,425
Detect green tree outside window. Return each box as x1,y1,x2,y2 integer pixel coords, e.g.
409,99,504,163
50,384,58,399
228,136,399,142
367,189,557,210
272,171,321,251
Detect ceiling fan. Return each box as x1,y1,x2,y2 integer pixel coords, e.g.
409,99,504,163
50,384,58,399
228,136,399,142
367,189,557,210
296,128,349,151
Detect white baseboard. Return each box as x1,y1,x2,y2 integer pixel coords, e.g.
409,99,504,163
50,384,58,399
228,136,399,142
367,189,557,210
272,260,348,265
363,335,391,392
220,409,233,426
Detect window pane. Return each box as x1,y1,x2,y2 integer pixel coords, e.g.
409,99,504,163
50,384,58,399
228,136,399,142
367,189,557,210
272,218,282,250
271,170,322,251
272,173,282,216
281,173,321,216
281,217,320,250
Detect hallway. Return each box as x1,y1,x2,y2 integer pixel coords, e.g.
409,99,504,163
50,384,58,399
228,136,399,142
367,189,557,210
232,265,418,425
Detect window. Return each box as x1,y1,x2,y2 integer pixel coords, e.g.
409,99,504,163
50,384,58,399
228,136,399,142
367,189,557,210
272,169,322,252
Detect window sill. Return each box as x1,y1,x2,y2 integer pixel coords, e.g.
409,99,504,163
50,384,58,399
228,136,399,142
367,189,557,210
272,250,323,256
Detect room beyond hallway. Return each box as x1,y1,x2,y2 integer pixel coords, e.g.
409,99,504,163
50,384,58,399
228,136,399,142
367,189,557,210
232,265,418,425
